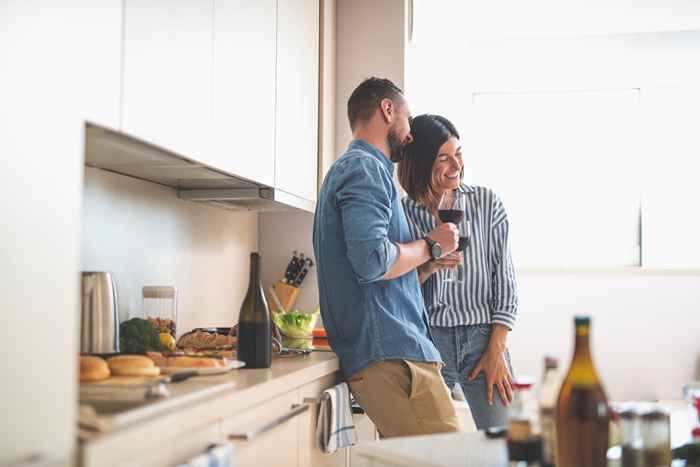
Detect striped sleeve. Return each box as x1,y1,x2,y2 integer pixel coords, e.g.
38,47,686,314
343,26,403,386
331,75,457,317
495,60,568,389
402,199,423,242
490,195,518,329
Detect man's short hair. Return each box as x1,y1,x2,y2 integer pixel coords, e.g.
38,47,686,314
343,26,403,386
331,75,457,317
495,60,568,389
347,77,405,131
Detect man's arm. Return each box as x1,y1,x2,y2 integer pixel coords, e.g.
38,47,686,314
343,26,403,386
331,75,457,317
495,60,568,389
382,224,460,280
336,156,458,283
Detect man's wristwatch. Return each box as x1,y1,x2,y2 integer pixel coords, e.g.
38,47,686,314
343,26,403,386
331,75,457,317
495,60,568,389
423,236,442,261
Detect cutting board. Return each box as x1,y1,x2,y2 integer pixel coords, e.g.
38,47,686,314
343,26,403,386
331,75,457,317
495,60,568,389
80,375,166,402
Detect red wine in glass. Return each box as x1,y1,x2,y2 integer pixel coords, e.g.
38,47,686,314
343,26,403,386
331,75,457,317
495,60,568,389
438,210,468,251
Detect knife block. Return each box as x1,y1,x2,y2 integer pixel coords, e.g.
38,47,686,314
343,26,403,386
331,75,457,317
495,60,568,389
267,281,300,312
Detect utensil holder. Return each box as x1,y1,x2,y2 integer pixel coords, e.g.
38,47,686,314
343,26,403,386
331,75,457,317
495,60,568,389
267,281,300,312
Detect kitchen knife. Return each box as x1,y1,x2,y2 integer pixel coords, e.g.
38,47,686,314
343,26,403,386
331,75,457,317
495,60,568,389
293,258,314,287
283,251,299,284
289,253,305,283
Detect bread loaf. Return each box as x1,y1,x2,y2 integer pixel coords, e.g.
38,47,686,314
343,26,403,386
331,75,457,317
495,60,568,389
79,355,111,382
107,355,161,377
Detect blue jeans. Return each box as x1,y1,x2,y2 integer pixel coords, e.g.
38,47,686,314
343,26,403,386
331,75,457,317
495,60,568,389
430,325,514,430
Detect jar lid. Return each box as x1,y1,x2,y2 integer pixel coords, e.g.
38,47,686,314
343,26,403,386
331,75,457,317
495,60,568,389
544,356,559,369
640,408,669,421
512,375,535,390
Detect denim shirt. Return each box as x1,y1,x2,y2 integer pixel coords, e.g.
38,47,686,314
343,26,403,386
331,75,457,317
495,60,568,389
313,139,442,378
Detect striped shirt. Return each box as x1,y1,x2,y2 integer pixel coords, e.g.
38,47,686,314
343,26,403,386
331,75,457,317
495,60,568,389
401,184,518,329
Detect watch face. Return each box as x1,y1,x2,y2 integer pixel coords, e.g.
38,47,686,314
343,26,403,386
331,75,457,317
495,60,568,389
432,243,442,260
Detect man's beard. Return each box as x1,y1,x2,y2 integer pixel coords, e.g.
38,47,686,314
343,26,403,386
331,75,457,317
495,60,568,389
388,126,405,162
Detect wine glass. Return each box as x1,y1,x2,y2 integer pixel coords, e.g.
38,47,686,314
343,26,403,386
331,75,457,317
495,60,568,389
437,190,469,282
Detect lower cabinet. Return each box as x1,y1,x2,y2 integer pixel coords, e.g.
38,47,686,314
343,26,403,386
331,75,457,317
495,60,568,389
222,390,302,467
111,423,222,467
80,370,361,467
350,413,378,467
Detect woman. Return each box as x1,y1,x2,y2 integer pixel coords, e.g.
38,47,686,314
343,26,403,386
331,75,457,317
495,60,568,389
398,114,518,430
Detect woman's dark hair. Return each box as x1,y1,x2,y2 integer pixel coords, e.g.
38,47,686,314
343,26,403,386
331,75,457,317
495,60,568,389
398,114,460,208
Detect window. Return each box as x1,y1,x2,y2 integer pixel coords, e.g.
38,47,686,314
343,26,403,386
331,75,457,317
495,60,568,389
406,4,700,268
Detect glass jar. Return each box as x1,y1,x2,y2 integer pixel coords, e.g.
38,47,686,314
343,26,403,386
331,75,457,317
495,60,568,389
640,407,671,467
618,404,643,467
142,285,178,337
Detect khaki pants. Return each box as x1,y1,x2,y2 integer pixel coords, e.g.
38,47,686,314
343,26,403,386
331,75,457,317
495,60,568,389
348,360,460,438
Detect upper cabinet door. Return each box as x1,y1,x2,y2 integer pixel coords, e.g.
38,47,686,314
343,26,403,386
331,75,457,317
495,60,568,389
276,0,320,202
81,1,123,130
122,0,213,160
212,0,276,186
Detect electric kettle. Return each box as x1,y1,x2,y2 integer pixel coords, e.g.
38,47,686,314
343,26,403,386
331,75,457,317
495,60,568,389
80,271,120,353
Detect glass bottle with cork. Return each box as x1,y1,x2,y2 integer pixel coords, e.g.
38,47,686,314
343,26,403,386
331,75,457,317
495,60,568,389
556,316,610,467
237,252,271,369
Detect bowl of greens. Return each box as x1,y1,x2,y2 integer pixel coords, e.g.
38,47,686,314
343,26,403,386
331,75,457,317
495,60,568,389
271,306,320,339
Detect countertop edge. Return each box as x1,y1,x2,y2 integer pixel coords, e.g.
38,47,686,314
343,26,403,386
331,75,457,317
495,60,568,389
81,354,339,457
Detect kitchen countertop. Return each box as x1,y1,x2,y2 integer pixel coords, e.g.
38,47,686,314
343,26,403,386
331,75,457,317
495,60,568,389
355,401,695,467
355,432,508,467
79,351,339,440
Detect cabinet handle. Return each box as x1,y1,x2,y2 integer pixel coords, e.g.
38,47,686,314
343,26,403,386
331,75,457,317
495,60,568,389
228,403,310,441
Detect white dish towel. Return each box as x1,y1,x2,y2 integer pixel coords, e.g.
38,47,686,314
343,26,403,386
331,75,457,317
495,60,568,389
315,382,358,454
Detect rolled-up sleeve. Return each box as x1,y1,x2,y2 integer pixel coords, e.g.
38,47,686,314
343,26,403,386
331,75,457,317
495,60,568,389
335,157,398,284
490,197,519,329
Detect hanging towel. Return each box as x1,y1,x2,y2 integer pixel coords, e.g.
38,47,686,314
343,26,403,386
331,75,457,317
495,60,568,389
315,382,358,454
175,443,233,467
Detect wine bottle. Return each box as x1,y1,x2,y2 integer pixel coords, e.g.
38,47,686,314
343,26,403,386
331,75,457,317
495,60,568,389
237,253,271,369
556,316,609,467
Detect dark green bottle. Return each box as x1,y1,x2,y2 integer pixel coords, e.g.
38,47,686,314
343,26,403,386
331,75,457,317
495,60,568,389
237,253,271,369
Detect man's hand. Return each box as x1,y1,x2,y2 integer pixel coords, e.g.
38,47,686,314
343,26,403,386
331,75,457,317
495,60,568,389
427,223,459,256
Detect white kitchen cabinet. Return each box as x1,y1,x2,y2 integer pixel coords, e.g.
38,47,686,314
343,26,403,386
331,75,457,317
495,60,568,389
81,1,123,130
276,0,320,202
112,423,222,467
222,390,302,467
122,0,213,160
212,0,277,186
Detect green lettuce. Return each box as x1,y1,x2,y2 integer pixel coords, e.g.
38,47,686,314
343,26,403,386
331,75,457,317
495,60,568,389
272,306,320,338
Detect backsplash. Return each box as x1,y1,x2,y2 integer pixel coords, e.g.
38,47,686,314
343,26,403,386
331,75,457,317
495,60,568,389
81,167,258,334
259,211,318,314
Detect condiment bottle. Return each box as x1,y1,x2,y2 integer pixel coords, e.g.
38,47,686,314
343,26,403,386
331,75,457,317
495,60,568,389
538,356,560,467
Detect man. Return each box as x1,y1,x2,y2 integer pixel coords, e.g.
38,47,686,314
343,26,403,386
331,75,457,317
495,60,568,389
313,77,461,437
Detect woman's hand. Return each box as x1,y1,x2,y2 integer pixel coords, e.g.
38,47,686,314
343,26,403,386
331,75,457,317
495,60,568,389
418,252,462,283
467,324,513,406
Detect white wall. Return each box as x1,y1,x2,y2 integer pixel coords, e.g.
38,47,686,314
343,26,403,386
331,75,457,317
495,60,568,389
511,272,700,401
81,167,258,334
335,0,407,155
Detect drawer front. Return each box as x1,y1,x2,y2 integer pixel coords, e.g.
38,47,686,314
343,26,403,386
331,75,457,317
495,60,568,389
113,423,222,467
221,390,301,467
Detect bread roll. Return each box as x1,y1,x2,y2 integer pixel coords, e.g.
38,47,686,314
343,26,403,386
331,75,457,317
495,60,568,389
107,355,161,377
79,355,111,382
